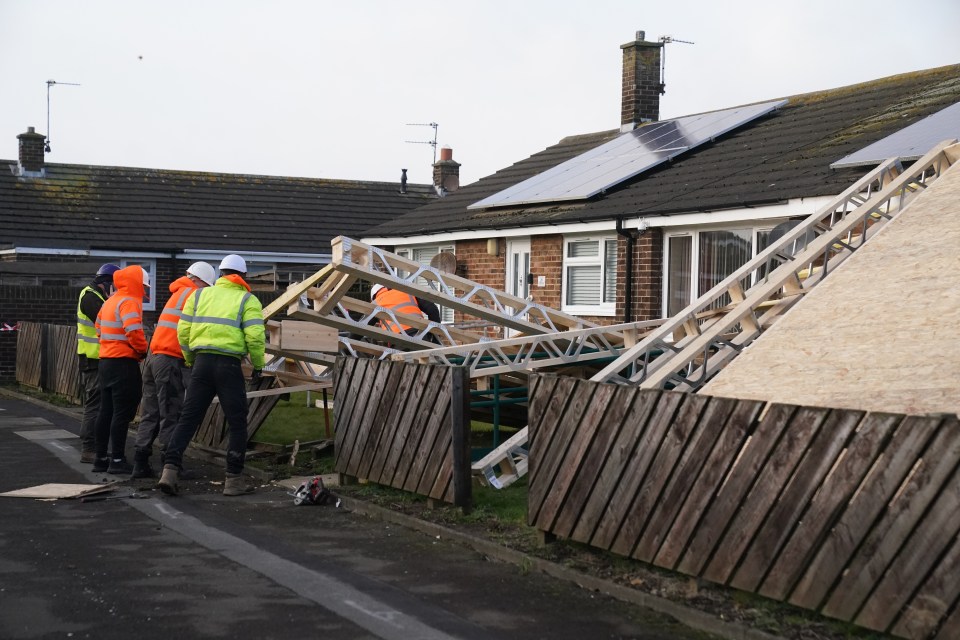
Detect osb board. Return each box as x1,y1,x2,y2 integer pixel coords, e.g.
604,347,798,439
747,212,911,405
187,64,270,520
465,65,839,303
0,483,118,499
705,162,960,415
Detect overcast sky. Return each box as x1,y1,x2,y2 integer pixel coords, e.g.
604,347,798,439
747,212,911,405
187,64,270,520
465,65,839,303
2,1,958,187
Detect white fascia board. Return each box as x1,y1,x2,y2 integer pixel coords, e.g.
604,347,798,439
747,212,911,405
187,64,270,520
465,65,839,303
9,247,172,258
179,249,330,264
363,196,836,246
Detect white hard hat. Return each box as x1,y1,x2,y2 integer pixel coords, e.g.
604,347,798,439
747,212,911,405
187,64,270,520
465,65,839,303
186,261,217,286
140,267,151,288
370,284,384,299
219,254,247,273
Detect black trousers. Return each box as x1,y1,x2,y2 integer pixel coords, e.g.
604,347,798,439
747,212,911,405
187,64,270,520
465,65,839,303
164,353,249,474
94,357,142,460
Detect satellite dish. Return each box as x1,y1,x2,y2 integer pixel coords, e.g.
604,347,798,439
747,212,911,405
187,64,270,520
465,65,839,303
429,251,458,274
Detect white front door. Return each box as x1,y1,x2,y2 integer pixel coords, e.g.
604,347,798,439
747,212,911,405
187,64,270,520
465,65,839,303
505,238,531,336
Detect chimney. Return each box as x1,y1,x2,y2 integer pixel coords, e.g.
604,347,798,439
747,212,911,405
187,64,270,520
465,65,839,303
432,146,460,194
620,31,664,130
17,126,47,173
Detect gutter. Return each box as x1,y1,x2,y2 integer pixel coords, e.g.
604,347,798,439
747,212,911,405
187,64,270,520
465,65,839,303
615,217,636,323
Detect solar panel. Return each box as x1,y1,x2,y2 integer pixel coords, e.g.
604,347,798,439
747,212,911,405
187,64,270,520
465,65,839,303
831,100,960,169
468,99,788,210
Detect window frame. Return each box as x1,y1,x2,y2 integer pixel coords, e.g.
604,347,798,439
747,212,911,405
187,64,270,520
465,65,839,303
561,234,618,317
395,244,455,323
119,258,157,312
662,224,775,318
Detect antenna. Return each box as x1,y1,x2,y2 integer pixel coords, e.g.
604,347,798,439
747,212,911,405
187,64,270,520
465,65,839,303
46,79,81,153
405,122,439,165
657,36,694,96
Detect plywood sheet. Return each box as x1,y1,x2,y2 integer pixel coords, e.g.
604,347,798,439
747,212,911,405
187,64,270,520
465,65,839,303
705,162,960,415
0,483,117,499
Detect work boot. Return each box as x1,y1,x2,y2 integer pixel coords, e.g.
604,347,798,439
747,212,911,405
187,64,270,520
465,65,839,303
107,458,134,475
80,450,96,464
223,473,255,496
158,465,179,496
92,456,110,472
130,452,157,480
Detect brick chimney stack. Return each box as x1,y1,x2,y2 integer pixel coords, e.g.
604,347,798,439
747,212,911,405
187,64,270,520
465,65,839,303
620,31,664,130
433,146,460,194
17,127,46,173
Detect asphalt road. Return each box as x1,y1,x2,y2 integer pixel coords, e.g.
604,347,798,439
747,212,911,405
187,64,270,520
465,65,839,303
0,391,719,640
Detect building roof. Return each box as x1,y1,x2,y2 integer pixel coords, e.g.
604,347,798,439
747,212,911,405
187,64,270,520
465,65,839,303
0,162,435,255
366,65,960,238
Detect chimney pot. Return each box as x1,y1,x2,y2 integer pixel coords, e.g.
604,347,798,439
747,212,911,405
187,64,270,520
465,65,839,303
636,30,645,41
400,168,408,194
439,146,453,162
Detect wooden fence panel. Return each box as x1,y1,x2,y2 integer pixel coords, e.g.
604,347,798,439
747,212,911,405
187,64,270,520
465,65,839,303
333,357,471,507
15,322,42,388
528,374,960,639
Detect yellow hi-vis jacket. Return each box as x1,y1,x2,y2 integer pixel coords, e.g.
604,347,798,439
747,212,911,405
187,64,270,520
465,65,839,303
178,274,265,368
76,285,106,359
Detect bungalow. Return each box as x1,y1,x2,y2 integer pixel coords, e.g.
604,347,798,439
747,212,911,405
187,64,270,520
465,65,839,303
362,33,960,332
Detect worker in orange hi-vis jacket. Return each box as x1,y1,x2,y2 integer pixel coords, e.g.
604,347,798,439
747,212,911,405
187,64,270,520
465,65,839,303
130,262,216,480
92,265,150,475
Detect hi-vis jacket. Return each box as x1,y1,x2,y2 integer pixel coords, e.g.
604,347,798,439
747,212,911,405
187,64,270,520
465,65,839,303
178,275,265,368
373,287,425,333
150,276,202,359
76,285,107,359
96,265,148,360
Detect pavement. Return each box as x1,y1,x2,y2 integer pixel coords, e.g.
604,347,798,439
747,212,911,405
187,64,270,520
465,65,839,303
0,387,778,640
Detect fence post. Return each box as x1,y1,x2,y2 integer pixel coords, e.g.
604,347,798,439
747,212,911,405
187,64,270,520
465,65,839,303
450,365,472,513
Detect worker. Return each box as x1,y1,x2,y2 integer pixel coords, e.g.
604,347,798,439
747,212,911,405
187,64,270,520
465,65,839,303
158,254,265,497
130,261,216,479
92,265,150,474
370,283,441,342
76,263,120,463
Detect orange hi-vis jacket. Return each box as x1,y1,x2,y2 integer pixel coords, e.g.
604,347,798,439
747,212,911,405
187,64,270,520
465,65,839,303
96,265,148,360
150,276,201,359
374,287,424,333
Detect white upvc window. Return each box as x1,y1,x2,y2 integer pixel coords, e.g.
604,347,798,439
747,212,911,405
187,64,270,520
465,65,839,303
395,244,455,323
663,226,773,317
561,235,617,316
119,258,157,312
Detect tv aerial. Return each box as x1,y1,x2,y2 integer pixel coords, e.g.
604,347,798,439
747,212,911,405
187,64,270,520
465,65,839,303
657,35,694,95
405,122,439,165
46,79,81,153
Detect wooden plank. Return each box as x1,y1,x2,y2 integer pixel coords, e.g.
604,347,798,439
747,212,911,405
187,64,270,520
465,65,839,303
407,369,453,494
759,412,902,601
893,537,960,639
391,365,446,489
343,360,390,475
334,358,376,475
638,396,743,564
449,366,472,510
730,408,865,593
355,362,407,480
534,382,618,532
378,365,432,486
553,385,640,540
570,389,657,544
855,465,960,632
525,375,562,486
528,377,595,527
822,417,960,621
244,382,330,399
703,406,829,585
367,364,422,483
588,391,682,550
261,264,332,320
655,397,764,569
279,320,339,352
788,414,941,611
610,393,711,558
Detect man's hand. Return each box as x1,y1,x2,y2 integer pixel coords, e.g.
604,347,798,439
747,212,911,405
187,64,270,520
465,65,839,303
250,369,263,382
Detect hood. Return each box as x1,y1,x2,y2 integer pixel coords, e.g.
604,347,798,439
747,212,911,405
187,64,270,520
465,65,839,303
113,265,145,299
169,275,197,294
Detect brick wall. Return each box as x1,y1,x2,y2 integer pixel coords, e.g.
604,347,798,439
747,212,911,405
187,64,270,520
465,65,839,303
0,331,16,381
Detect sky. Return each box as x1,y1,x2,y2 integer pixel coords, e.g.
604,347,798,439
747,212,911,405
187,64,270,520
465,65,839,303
1,1,958,187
